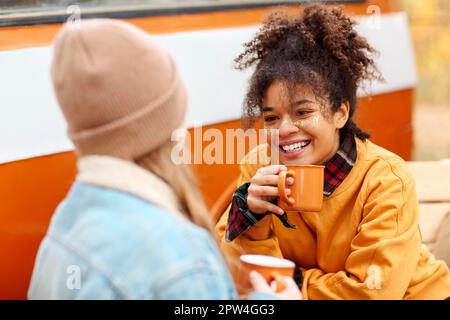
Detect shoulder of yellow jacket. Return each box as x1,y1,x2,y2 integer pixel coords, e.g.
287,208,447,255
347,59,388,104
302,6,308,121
358,138,415,189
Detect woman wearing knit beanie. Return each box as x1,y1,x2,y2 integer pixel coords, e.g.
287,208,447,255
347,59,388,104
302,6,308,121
27,19,301,300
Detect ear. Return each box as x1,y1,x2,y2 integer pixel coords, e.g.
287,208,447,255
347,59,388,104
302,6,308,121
334,101,350,129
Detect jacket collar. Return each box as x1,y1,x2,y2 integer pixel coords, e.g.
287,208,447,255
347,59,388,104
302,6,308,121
76,155,186,220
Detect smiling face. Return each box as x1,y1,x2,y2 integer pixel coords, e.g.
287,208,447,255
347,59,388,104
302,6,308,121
263,81,349,165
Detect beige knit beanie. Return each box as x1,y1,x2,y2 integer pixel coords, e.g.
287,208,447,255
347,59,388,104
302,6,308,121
51,19,187,160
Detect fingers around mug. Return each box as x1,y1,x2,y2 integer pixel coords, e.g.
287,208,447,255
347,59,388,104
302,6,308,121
273,274,287,293
257,165,287,176
251,174,281,187
278,171,294,205
283,276,299,289
249,271,271,292
282,276,303,300
247,196,284,215
248,185,287,198
270,280,278,292
253,173,293,186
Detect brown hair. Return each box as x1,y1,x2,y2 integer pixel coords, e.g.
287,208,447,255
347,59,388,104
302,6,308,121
136,142,247,295
136,141,213,231
135,142,248,295
235,4,382,140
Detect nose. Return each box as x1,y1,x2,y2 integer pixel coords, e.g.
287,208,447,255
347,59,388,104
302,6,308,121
279,116,299,138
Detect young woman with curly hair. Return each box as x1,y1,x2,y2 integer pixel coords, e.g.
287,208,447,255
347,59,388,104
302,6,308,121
216,4,450,300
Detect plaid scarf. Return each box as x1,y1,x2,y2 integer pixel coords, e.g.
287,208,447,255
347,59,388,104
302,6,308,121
225,132,357,243
323,132,356,196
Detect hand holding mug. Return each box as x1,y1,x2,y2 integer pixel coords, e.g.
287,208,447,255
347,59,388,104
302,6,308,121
247,165,294,216
249,271,303,300
240,254,301,299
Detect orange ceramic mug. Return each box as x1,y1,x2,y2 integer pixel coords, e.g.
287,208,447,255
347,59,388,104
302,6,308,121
240,254,295,292
278,165,325,212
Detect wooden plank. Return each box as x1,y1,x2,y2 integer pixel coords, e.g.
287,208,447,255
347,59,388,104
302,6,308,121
419,203,450,244
406,160,450,202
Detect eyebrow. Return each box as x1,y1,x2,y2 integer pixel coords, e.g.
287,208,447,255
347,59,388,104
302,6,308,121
293,99,314,106
262,99,315,112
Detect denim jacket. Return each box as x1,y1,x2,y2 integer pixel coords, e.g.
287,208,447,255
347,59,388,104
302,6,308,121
28,156,272,299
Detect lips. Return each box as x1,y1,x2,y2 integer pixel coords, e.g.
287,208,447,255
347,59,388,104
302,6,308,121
279,140,311,153
277,139,311,160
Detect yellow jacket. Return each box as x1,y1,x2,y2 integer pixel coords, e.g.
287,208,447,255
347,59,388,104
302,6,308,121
216,138,450,299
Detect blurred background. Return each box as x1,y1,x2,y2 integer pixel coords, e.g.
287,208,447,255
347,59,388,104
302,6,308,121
401,0,450,160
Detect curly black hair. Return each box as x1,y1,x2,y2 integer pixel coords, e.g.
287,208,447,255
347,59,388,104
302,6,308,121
235,4,382,140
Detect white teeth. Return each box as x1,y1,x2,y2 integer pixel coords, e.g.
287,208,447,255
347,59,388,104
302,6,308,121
281,141,310,152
